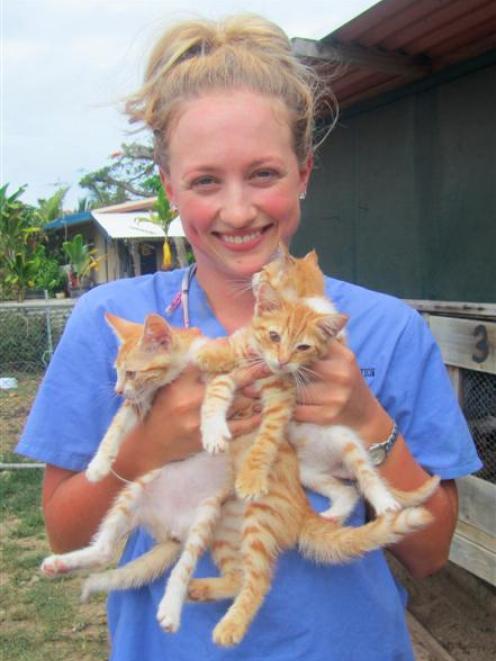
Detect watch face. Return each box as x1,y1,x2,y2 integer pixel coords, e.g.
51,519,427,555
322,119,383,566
370,446,386,466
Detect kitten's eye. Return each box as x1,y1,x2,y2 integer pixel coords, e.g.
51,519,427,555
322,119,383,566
297,344,311,351
125,370,136,379
269,331,281,343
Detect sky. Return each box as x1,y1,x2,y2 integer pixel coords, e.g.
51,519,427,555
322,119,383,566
2,0,379,209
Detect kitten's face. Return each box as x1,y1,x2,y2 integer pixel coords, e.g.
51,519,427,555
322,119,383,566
252,248,325,301
252,299,345,375
106,313,178,403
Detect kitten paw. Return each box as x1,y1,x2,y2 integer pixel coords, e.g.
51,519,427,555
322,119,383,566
373,495,402,516
40,555,71,577
213,618,247,647
319,509,346,525
235,471,268,501
201,416,231,454
85,457,111,483
157,606,180,633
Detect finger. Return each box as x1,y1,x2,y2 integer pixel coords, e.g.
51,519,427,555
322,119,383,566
229,415,261,438
231,363,270,389
241,384,262,399
228,395,261,419
179,363,204,382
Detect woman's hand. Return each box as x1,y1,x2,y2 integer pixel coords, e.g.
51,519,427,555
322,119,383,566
135,361,270,471
292,340,393,445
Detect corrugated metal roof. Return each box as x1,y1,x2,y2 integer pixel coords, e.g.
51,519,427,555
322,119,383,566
92,213,165,240
292,0,496,110
44,208,166,240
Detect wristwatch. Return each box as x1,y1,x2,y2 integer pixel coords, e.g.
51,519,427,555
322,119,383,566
368,422,400,466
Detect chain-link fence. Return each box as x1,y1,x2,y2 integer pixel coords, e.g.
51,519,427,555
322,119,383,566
0,300,75,373
0,300,75,460
461,369,496,484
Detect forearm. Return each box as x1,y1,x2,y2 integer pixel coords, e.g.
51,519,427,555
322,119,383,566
358,404,458,578
42,420,185,553
43,464,124,552
376,437,458,578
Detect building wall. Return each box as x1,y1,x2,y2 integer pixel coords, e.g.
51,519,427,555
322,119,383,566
294,59,496,302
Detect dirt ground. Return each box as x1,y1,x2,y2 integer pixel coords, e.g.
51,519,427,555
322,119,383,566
388,555,496,660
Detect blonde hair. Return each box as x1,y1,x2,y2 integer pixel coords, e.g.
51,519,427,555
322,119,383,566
125,14,334,169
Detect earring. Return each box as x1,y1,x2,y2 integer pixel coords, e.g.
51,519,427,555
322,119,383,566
299,191,307,200
169,201,177,212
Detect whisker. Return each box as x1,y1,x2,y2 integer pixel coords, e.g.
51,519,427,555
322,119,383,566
298,365,321,380
292,370,315,405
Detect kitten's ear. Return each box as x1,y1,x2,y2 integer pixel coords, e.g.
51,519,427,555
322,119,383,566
141,313,173,352
105,312,141,343
303,250,319,266
318,313,348,338
255,283,283,314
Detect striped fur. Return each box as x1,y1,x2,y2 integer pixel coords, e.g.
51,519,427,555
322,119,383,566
188,433,433,647
254,250,441,522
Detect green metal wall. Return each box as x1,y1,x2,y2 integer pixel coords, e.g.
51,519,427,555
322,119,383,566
294,58,496,303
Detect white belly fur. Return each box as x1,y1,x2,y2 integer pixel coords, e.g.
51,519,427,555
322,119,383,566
140,452,230,540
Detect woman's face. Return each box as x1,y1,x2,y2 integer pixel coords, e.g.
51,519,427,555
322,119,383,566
160,90,312,283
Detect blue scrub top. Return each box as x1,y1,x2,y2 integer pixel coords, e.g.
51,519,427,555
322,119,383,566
17,268,481,661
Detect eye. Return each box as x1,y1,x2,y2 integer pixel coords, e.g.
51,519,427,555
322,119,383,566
297,344,311,351
251,168,280,185
269,331,281,343
191,175,219,191
125,370,136,379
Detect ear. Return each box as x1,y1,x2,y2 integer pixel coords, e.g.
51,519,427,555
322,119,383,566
141,313,173,352
255,283,283,315
159,167,175,209
318,313,348,338
104,312,141,343
304,250,319,266
299,152,314,192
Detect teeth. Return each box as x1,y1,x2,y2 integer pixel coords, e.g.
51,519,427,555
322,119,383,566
221,231,262,244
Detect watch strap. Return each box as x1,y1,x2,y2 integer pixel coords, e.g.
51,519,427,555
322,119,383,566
368,422,400,466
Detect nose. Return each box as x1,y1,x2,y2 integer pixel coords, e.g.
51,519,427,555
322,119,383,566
277,349,290,368
219,183,257,228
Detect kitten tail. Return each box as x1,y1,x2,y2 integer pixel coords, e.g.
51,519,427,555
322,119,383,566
81,541,180,602
298,507,433,565
389,474,441,507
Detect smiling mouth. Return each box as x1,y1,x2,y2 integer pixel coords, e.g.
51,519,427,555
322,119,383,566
214,225,273,245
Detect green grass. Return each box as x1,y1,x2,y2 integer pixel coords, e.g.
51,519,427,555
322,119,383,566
1,375,108,660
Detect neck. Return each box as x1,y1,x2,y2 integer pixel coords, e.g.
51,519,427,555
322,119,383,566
195,265,255,333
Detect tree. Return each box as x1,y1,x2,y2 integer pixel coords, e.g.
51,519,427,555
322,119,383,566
79,142,156,207
36,186,70,224
0,185,67,301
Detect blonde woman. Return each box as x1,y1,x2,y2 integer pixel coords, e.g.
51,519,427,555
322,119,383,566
18,15,481,660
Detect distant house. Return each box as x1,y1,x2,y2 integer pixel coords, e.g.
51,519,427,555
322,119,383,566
45,198,184,284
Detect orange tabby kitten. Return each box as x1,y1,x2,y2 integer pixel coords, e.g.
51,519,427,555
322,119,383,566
188,288,434,646
204,248,438,521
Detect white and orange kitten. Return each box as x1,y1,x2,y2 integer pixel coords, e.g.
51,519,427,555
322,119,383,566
41,313,231,633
